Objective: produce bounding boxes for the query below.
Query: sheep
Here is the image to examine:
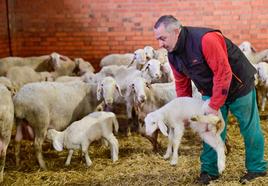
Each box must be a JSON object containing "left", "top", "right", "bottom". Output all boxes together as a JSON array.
[
  {"left": 74, "top": 58, "right": 95, "bottom": 75},
  {"left": 13, "top": 81, "right": 99, "bottom": 169},
  {"left": 143, "top": 46, "right": 156, "bottom": 61},
  {"left": 47, "top": 111, "right": 119, "bottom": 167},
  {"left": 127, "top": 49, "right": 147, "bottom": 70},
  {"left": 154, "top": 48, "right": 169, "bottom": 64},
  {"left": 238, "top": 41, "right": 268, "bottom": 64},
  {"left": 97, "top": 76, "right": 123, "bottom": 106},
  {"left": 6, "top": 66, "right": 54, "bottom": 92},
  {"left": 125, "top": 76, "right": 176, "bottom": 150},
  {"left": 255, "top": 62, "right": 268, "bottom": 111},
  {"left": 100, "top": 53, "right": 135, "bottom": 67},
  {"left": 0, "top": 85, "right": 14, "bottom": 182},
  {"left": 0, "top": 77, "right": 16, "bottom": 95},
  {"left": 0, "top": 52, "right": 76, "bottom": 76},
  {"left": 144, "top": 97, "right": 226, "bottom": 174}
]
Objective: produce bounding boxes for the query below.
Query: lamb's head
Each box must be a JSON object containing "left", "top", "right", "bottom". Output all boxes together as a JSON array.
[
  {"left": 97, "top": 76, "right": 122, "bottom": 106},
  {"left": 190, "top": 114, "right": 223, "bottom": 133},
  {"left": 143, "top": 46, "right": 155, "bottom": 61},
  {"left": 142, "top": 59, "right": 162, "bottom": 81},
  {"left": 145, "top": 112, "right": 168, "bottom": 136},
  {"left": 47, "top": 129, "right": 64, "bottom": 152}
]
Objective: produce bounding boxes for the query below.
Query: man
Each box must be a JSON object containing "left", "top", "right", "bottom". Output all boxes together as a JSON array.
[{"left": 153, "top": 15, "right": 267, "bottom": 185}]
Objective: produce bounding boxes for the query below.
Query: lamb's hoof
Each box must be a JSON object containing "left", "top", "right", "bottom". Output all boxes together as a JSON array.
[
  {"left": 85, "top": 162, "right": 92, "bottom": 167},
  {"left": 170, "top": 159, "right": 178, "bottom": 166},
  {"left": 218, "top": 162, "right": 225, "bottom": 174},
  {"left": 163, "top": 154, "right": 170, "bottom": 160},
  {"left": 112, "top": 157, "right": 118, "bottom": 162}
]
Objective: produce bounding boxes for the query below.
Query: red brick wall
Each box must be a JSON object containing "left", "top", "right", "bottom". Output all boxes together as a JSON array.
[
  {"left": 0, "top": 0, "right": 9, "bottom": 57},
  {"left": 1, "top": 0, "right": 268, "bottom": 68}
]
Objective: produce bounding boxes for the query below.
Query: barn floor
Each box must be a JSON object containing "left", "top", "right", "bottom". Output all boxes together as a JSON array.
[{"left": 2, "top": 114, "right": 268, "bottom": 186}]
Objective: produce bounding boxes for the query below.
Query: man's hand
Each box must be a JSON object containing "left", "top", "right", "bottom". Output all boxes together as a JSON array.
[{"left": 202, "top": 101, "right": 218, "bottom": 116}]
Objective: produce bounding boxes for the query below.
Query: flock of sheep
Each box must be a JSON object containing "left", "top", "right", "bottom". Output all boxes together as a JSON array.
[{"left": 0, "top": 41, "right": 267, "bottom": 182}]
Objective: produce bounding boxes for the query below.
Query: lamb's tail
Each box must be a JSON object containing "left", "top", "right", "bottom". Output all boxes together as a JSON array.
[{"left": 112, "top": 116, "right": 119, "bottom": 135}]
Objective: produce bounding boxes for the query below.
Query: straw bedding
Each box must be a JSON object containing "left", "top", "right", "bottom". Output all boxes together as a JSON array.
[{"left": 2, "top": 114, "right": 268, "bottom": 186}]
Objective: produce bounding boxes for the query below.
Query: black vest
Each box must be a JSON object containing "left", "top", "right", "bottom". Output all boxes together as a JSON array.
[{"left": 168, "top": 26, "right": 256, "bottom": 102}]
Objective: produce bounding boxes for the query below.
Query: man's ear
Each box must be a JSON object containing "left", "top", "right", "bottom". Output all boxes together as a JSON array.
[
  {"left": 158, "top": 120, "right": 168, "bottom": 136},
  {"left": 174, "top": 28, "right": 180, "bottom": 35}
]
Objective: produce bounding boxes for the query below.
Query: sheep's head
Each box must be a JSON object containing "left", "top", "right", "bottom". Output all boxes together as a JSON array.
[
  {"left": 145, "top": 113, "right": 168, "bottom": 136},
  {"left": 74, "top": 58, "right": 95, "bottom": 75},
  {"left": 97, "top": 77, "right": 122, "bottom": 106},
  {"left": 238, "top": 41, "right": 256, "bottom": 53},
  {"left": 144, "top": 46, "right": 155, "bottom": 61},
  {"left": 126, "top": 77, "right": 148, "bottom": 107},
  {"left": 142, "top": 59, "right": 162, "bottom": 81}
]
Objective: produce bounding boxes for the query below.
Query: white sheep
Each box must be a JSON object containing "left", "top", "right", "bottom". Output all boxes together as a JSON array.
[
  {"left": 0, "top": 52, "right": 76, "bottom": 76},
  {"left": 97, "top": 76, "right": 123, "bottom": 106},
  {"left": 13, "top": 81, "right": 99, "bottom": 169},
  {"left": 255, "top": 62, "right": 268, "bottom": 111},
  {"left": 154, "top": 48, "right": 169, "bottom": 64},
  {"left": 0, "top": 85, "right": 14, "bottom": 182},
  {"left": 144, "top": 97, "right": 225, "bottom": 174},
  {"left": 74, "top": 58, "right": 95, "bottom": 75},
  {"left": 0, "top": 77, "right": 16, "bottom": 95},
  {"left": 125, "top": 76, "right": 176, "bottom": 149},
  {"left": 100, "top": 53, "right": 134, "bottom": 67},
  {"left": 143, "top": 46, "right": 156, "bottom": 61},
  {"left": 47, "top": 111, "right": 119, "bottom": 166},
  {"left": 127, "top": 49, "right": 147, "bottom": 70},
  {"left": 6, "top": 66, "right": 53, "bottom": 91},
  {"left": 239, "top": 41, "right": 268, "bottom": 64}
]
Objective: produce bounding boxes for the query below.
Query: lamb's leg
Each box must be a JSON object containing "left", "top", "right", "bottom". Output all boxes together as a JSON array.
[
  {"left": 261, "top": 96, "right": 266, "bottom": 112},
  {"left": 163, "top": 128, "right": 174, "bottom": 160},
  {"left": 170, "top": 125, "right": 185, "bottom": 165},
  {"left": 0, "top": 143, "right": 7, "bottom": 183},
  {"left": 14, "top": 124, "right": 23, "bottom": 166},
  {"left": 81, "top": 142, "right": 91, "bottom": 167},
  {"left": 34, "top": 134, "right": 47, "bottom": 170},
  {"left": 106, "top": 135, "right": 119, "bottom": 162},
  {"left": 65, "top": 149, "right": 74, "bottom": 166},
  {"left": 202, "top": 132, "right": 226, "bottom": 174}
]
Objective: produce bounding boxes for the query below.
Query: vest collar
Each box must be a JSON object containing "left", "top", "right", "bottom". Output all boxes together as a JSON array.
[{"left": 171, "top": 26, "right": 187, "bottom": 55}]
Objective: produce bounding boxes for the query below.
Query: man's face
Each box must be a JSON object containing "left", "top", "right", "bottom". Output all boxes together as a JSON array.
[{"left": 154, "top": 24, "right": 180, "bottom": 52}]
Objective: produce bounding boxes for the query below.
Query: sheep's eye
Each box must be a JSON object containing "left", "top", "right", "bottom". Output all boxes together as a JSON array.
[{"left": 101, "top": 84, "right": 103, "bottom": 87}]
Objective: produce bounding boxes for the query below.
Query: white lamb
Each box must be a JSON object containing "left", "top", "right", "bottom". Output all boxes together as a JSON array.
[
  {"left": 47, "top": 111, "right": 119, "bottom": 167},
  {"left": 144, "top": 97, "right": 226, "bottom": 174}
]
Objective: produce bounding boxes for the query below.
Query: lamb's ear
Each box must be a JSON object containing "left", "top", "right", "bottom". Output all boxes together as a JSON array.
[
  {"left": 115, "top": 84, "right": 123, "bottom": 97},
  {"left": 53, "top": 140, "right": 63, "bottom": 152},
  {"left": 158, "top": 120, "right": 168, "bottom": 136}
]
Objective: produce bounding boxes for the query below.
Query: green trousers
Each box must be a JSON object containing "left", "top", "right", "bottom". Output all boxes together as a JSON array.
[{"left": 202, "top": 89, "right": 267, "bottom": 176}]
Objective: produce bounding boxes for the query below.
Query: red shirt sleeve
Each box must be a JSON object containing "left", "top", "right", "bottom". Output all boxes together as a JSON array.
[
  {"left": 169, "top": 63, "right": 192, "bottom": 97},
  {"left": 202, "top": 32, "right": 233, "bottom": 110}
]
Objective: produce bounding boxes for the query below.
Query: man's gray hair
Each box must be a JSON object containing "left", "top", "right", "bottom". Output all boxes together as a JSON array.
[{"left": 154, "top": 15, "right": 182, "bottom": 32}]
